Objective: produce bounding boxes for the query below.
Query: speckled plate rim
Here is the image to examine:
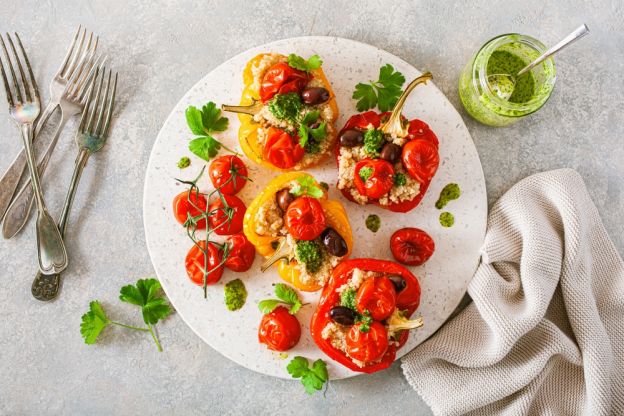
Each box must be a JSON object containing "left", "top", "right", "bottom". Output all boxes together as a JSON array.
[{"left": 143, "top": 36, "right": 487, "bottom": 380}]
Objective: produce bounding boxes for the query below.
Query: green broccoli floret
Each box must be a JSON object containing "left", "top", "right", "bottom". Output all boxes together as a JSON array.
[
  {"left": 339, "top": 288, "right": 357, "bottom": 310},
  {"left": 268, "top": 92, "right": 302, "bottom": 123},
  {"left": 363, "top": 128, "right": 384, "bottom": 156},
  {"left": 359, "top": 166, "right": 373, "bottom": 182},
  {"left": 393, "top": 172, "right": 407, "bottom": 186},
  {"left": 295, "top": 240, "right": 323, "bottom": 273}
]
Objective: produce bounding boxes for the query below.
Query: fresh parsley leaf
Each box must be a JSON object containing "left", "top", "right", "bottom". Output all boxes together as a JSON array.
[
  {"left": 80, "top": 301, "right": 110, "bottom": 345},
  {"left": 359, "top": 166, "right": 373, "bottom": 182},
  {"left": 119, "top": 278, "right": 172, "bottom": 325},
  {"left": 259, "top": 283, "right": 303, "bottom": 315},
  {"left": 185, "top": 101, "right": 230, "bottom": 161},
  {"left": 298, "top": 110, "right": 326, "bottom": 153},
  {"left": 393, "top": 172, "right": 407, "bottom": 186},
  {"left": 189, "top": 136, "right": 222, "bottom": 161},
  {"left": 287, "top": 54, "right": 323, "bottom": 72},
  {"left": 287, "top": 356, "right": 329, "bottom": 395},
  {"left": 290, "top": 175, "right": 324, "bottom": 199},
  {"left": 352, "top": 64, "right": 406, "bottom": 111}
]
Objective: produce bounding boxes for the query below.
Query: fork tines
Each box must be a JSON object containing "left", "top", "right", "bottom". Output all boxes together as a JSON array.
[
  {"left": 80, "top": 67, "right": 117, "bottom": 137},
  {"left": 0, "top": 33, "right": 40, "bottom": 108}
]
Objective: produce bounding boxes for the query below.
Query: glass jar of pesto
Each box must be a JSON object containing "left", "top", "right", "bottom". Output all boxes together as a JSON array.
[{"left": 459, "top": 34, "right": 556, "bottom": 126}]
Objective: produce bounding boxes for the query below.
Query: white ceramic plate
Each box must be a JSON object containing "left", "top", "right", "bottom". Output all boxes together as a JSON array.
[{"left": 143, "top": 36, "right": 486, "bottom": 379}]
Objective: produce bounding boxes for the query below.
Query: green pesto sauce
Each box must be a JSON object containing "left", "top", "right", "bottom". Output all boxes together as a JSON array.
[
  {"left": 439, "top": 212, "right": 455, "bottom": 228},
  {"left": 435, "top": 183, "right": 461, "bottom": 209},
  {"left": 177, "top": 156, "right": 191, "bottom": 169},
  {"left": 365, "top": 214, "right": 381, "bottom": 232},
  {"left": 224, "top": 279, "right": 247, "bottom": 311},
  {"left": 487, "top": 50, "right": 536, "bottom": 103}
]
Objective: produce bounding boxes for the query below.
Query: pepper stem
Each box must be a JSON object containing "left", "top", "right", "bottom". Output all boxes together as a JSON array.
[
  {"left": 260, "top": 237, "right": 294, "bottom": 272},
  {"left": 222, "top": 100, "right": 263, "bottom": 116},
  {"left": 380, "top": 72, "right": 433, "bottom": 138}
]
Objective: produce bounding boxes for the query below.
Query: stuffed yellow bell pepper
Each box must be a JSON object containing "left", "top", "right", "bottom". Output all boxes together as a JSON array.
[
  {"left": 222, "top": 53, "right": 339, "bottom": 171},
  {"left": 243, "top": 172, "right": 352, "bottom": 291}
]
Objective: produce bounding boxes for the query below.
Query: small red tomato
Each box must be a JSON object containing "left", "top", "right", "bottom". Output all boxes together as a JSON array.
[
  {"left": 258, "top": 306, "right": 301, "bottom": 351},
  {"left": 172, "top": 190, "right": 208, "bottom": 229},
  {"left": 209, "top": 155, "right": 248, "bottom": 195},
  {"left": 355, "top": 276, "right": 397, "bottom": 321},
  {"left": 263, "top": 126, "right": 305, "bottom": 169},
  {"left": 390, "top": 227, "right": 435, "bottom": 266},
  {"left": 224, "top": 233, "right": 255, "bottom": 272},
  {"left": 353, "top": 159, "right": 395, "bottom": 199},
  {"left": 208, "top": 195, "right": 246, "bottom": 235},
  {"left": 402, "top": 139, "right": 440, "bottom": 183},
  {"left": 185, "top": 241, "right": 224, "bottom": 285},
  {"left": 285, "top": 196, "right": 326, "bottom": 241},
  {"left": 407, "top": 119, "right": 439, "bottom": 148},
  {"left": 345, "top": 322, "right": 389, "bottom": 364},
  {"left": 260, "top": 62, "right": 309, "bottom": 102}
]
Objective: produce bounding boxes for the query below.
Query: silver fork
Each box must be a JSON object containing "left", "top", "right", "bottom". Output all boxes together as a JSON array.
[
  {"left": 2, "top": 48, "right": 105, "bottom": 239},
  {"left": 0, "top": 26, "right": 99, "bottom": 224},
  {"left": 32, "top": 67, "right": 118, "bottom": 301},
  {"left": 0, "top": 33, "right": 67, "bottom": 274}
]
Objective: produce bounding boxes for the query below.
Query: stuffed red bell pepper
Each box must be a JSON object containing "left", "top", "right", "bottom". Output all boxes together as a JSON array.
[{"left": 310, "top": 258, "right": 423, "bottom": 373}]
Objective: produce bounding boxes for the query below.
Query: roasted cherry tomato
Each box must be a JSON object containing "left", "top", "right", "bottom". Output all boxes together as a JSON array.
[
  {"left": 407, "top": 119, "right": 439, "bottom": 148},
  {"left": 345, "top": 322, "right": 389, "bottom": 364},
  {"left": 263, "top": 126, "right": 305, "bottom": 169},
  {"left": 355, "top": 276, "right": 397, "bottom": 321},
  {"left": 208, "top": 195, "right": 246, "bottom": 235},
  {"left": 224, "top": 233, "right": 255, "bottom": 272},
  {"left": 209, "top": 155, "right": 248, "bottom": 195},
  {"left": 285, "top": 196, "right": 326, "bottom": 240},
  {"left": 172, "top": 190, "right": 208, "bottom": 229},
  {"left": 185, "top": 241, "right": 224, "bottom": 285},
  {"left": 259, "top": 62, "right": 309, "bottom": 102},
  {"left": 390, "top": 227, "right": 435, "bottom": 266},
  {"left": 402, "top": 139, "right": 440, "bottom": 184},
  {"left": 353, "top": 159, "right": 395, "bottom": 199},
  {"left": 258, "top": 306, "right": 301, "bottom": 351}
]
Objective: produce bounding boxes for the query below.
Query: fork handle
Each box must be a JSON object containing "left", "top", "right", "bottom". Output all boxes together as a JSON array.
[
  {"left": 32, "top": 148, "right": 90, "bottom": 301},
  {"left": 2, "top": 110, "right": 72, "bottom": 239},
  {"left": 0, "top": 100, "right": 57, "bottom": 220}
]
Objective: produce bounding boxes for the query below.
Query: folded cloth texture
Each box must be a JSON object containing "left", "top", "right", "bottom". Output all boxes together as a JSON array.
[{"left": 401, "top": 169, "right": 624, "bottom": 416}]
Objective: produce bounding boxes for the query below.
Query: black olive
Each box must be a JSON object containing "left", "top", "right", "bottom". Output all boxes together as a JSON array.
[
  {"left": 339, "top": 129, "right": 364, "bottom": 147},
  {"left": 276, "top": 188, "right": 294, "bottom": 212},
  {"left": 301, "top": 87, "right": 330, "bottom": 105},
  {"left": 388, "top": 275, "right": 406, "bottom": 292},
  {"left": 379, "top": 143, "right": 402, "bottom": 164},
  {"left": 330, "top": 306, "right": 356, "bottom": 325},
  {"left": 321, "top": 228, "right": 348, "bottom": 257},
  {"left": 309, "top": 121, "right": 321, "bottom": 130}
]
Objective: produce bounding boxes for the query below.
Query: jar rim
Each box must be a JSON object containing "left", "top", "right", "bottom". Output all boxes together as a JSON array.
[{"left": 472, "top": 33, "right": 557, "bottom": 113}]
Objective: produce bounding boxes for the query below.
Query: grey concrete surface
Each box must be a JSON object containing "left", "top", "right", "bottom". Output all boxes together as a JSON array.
[{"left": 0, "top": 0, "right": 622, "bottom": 415}]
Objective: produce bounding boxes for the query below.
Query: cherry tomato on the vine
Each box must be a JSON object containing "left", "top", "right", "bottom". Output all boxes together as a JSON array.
[
  {"left": 258, "top": 306, "right": 301, "bottom": 351},
  {"left": 208, "top": 195, "right": 246, "bottom": 235},
  {"left": 185, "top": 240, "right": 224, "bottom": 286},
  {"left": 224, "top": 233, "right": 255, "bottom": 272},
  {"left": 209, "top": 155, "right": 248, "bottom": 195},
  {"left": 285, "top": 196, "right": 326, "bottom": 241},
  {"left": 172, "top": 190, "right": 208, "bottom": 229}
]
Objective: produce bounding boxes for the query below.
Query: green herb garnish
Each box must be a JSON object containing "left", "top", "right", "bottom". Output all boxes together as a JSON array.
[
  {"left": 177, "top": 156, "right": 191, "bottom": 169},
  {"left": 268, "top": 92, "right": 302, "bottom": 123},
  {"left": 363, "top": 128, "right": 385, "bottom": 156},
  {"left": 258, "top": 283, "right": 303, "bottom": 315},
  {"left": 298, "top": 110, "right": 327, "bottom": 153},
  {"left": 295, "top": 240, "right": 323, "bottom": 273},
  {"left": 439, "top": 211, "right": 455, "bottom": 227},
  {"left": 339, "top": 289, "right": 372, "bottom": 332},
  {"left": 287, "top": 54, "right": 323, "bottom": 72},
  {"left": 290, "top": 175, "right": 324, "bottom": 198},
  {"left": 287, "top": 356, "right": 329, "bottom": 395},
  {"left": 358, "top": 166, "right": 373, "bottom": 182},
  {"left": 435, "top": 183, "right": 461, "bottom": 209},
  {"left": 353, "top": 64, "right": 406, "bottom": 111},
  {"left": 393, "top": 172, "right": 407, "bottom": 186},
  {"left": 80, "top": 279, "right": 172, "bottom": 351},
  {"left": 185, "top": 101, "right": 231, "bottom": 161},
  {"left": 365, "top": 214, "right": 381, "bottom": 232},
  {"left": 340, "top": 288, "right": 357, "bottom": 310},
  {"left": 357, "top": 311, "right": 373, "bottom": 333},
  {"left": 224, "top": 279, "right": 247, "bottom": 311}
]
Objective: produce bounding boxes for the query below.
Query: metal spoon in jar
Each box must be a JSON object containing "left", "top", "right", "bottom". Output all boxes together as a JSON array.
[{"left": 488, "top": 24, "right": 590, "bottom": 100}]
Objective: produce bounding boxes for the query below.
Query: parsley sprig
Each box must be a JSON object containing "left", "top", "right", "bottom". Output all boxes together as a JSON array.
[
  {"left": 80, "top": 279, "right": 172, "bottom": 351},
  {"left": 298, "top": 110, "right": 327, "bottom": 153},
  {"left": 287, "top": 356, "right": 329, "bottom": 395},
  {"left": 287, "top": 54, "right": 323, "bottom": 72},
  {"left": 185, "top": 101, "right": 233, "bottom": 161},
  {"left": 353, "top": 64, "right": 406, "bottom": 112},
  {"left": 258, "top": 283, "right": 303, "bottom": 314},
  {"left": 290, "top": 176, "right": 324, "bottom": 199}
]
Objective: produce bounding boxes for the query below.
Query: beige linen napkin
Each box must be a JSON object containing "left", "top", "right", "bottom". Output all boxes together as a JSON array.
[{"left": 402, "top": 169, "right": 624, "bottom": 415}]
